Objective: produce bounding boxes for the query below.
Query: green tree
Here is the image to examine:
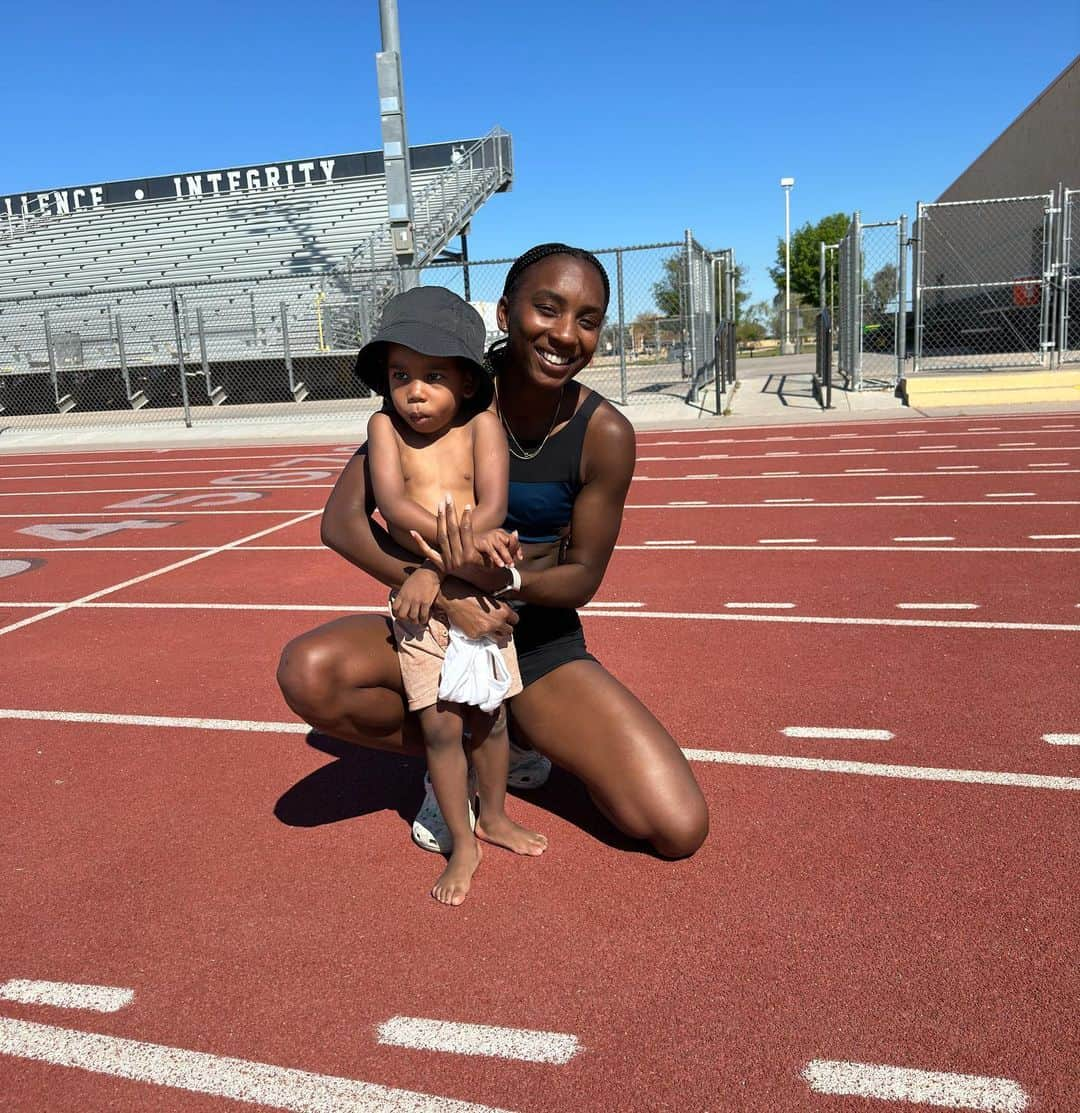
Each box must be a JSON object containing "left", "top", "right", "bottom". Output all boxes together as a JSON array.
[
  {"left": 869, "top": 263, "right": 898, "bottom": 311},
  {"left": 653, "top": 255, "right": 748, "bottom": 321},
  {"left": 769, "top": 212, "right": 850, "bottom": 308}
]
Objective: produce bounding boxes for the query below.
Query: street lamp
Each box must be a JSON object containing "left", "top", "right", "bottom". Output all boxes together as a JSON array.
[{"left": 780, "top": 177, "right": 795, "bottom": 354}]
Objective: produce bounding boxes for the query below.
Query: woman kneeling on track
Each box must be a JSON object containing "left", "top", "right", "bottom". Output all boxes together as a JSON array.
[{"left": 276, "top": 243, "right": 709, "bottom": 861}]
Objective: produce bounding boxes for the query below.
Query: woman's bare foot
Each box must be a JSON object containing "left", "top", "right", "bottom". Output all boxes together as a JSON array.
[
  {"left": 475, "top": 813, "right": 548, "bottom": 856},
  {"left": 431, "top": 839, "right": 482, "bottom": 906}
]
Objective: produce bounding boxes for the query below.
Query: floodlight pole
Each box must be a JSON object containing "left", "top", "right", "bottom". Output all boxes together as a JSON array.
[
  {"left": 780, "top": 177, "right": 795, "bottom": 354},
  {"left": 378, "top": 0, "right": 417, "bottom": 288}
]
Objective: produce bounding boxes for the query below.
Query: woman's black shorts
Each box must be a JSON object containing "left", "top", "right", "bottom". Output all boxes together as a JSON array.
[{"left": 512, "top": 605, "right": 597, "bottom": 689}]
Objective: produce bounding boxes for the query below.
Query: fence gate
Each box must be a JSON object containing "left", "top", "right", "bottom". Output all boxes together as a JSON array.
[
  {"left": 1059, "top": 188, "right": 1080, "bottom": 365},
  {"left": 835, "top": 212, "right": 908, "bottom": 390},
  {"left": 912, "top": 194, "right": 1054, "bottom": 373}
]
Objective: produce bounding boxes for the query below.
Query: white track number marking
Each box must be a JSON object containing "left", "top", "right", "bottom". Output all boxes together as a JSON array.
[
  {"left": 16, "top": 521, "right": 178, "bottom": 542},
  {"left": 211, "top": 470, "right": 331, "bottom": 486},
  {"left": 107, "top": 492, "right": 264, "bottom": 509},
  {"left": 0, "top": 559, "right": 40, "bottom": 579}
]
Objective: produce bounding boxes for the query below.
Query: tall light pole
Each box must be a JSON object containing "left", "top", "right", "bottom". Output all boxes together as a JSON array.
[{"left": 780, "top": 177, "right": 795, "bottom": 354}]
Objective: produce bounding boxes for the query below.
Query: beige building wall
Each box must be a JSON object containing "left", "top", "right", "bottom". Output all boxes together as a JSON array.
[{"left": 937, "top": 56, "right": 1080, "bottom": 202}]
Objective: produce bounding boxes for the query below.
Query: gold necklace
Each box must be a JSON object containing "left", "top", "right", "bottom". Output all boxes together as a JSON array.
[{"left": 496, "top": 382, "right": 566, "bottom": 461}]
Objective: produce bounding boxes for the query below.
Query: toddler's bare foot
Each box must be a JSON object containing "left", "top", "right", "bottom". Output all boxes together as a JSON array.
[
  {"left": 475, "top": 813, "right": 548, "bottom": 856},
  {"left": 431, "top": 839, "right": 482, "bottom": 906}
]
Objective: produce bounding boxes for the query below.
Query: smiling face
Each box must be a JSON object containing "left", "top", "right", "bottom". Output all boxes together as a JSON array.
[
  {"left": 384, "top": 343, "right": 476, "bottom": 435},
  {"left": 496, "top": 255, "right": 607, "bottom": 391}
]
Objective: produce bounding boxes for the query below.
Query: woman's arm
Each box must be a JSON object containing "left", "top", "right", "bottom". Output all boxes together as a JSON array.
[
  {"left": 366, "top": 411, "right": 440, "bottom": 546},
  {"left": 321, "top": 447, "right": 518, "bottom": 638},
  {"left": 413, "top": 402, "right": 635, "bottom": 609}
]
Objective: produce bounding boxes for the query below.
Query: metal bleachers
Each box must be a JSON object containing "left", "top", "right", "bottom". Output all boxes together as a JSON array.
[{"left": 0, "top": 129, "right": 513, "bottom": 417}]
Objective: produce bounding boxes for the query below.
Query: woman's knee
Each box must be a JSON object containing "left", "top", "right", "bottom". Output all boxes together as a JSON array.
[
  {"left": 276, "top": 633, "right": 339, "bottom": 717},
  {"left": 650, "top": 794, "right": 710, "bottom": 859}
]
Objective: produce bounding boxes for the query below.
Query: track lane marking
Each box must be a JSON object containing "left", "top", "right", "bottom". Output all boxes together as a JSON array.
[
  {"left": 0, "top": 981, "right": 133, "bottom": 1014},
  {"left": 376, "top": 1017, "right": 579, "bottom": 1064},
  {"left": 893, "top": 536, "right": 955, "bottom": 542},
  {"left": 782, "top": 727, "right": 893, "bottom": 740},
  {"left": 0, "top": 1018, "right": 512, "bottom": 1113},
  {"left": 1042, "top": 733, "right": 1080, "bottom": 746},
  {"left": 1029, "top": 534, "right": 1080, "bottom": 539},
  {"left": 0, "top": 511, "right": 322, "bottom": 638},
  {"left": 724, "top": 602, "right": 795, "bottom": 609},
  {"left": 801, "top": 1059, "right": 1028, "bottom": 1111},
  {"left": 896, "top": 603, "right": 979, "bottom": 611},
  {"left": 757, "top": 538, "right": 818, "bottom": 544},
  {"left": 986, "top": 492, "right": 1035, "bottom": 498},
  {"left": 2, "top": 708, "right": 1076, "bottom": 792}
]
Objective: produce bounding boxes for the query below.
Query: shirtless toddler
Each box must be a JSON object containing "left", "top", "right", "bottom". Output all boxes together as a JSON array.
[{"left": 356, "top": 287, "right": 547, "bottom": 905}]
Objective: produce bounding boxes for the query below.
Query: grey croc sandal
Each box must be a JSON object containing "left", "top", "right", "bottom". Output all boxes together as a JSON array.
[
  {"left": 507, "top": 741, "right": 552, "bottom": 789},
  {"left": 411, "top": 768, "right": 477, "bottom": 854}
]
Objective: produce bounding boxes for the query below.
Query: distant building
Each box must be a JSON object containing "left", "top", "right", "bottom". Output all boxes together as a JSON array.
[{"left": 937, "top": 55, "right": 1080, "bottom": 202}]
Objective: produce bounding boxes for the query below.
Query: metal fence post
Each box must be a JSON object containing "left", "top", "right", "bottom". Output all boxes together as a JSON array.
[
  {"left": 819, "top": 241, "right": 827, "bottom": 317},
  {"left": 615, "top": 249, "right": 627, "bottom": 405},
  {"left": 912, "top": 203, "right": 924, "bottom": 374},
  {"left": 1058, "top": 187, "right": 1073, "bottom": 367},
  {"left": 171, "top": 287, "right": 192, "bottom": 428},
  {"left": 1040, "top": 191, "right": 1056, "bottom": 368},
  {"left": 683, "top": 230, "right": 695, "bottom": 398},
  {"left": 852, "top": 211, "right": 863, "bottom": 390},
  {"left": 897, "top": 214, "right": 909, "bottom": 383}
]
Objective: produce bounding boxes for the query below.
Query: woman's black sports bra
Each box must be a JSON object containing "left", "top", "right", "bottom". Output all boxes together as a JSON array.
[{"left": 504, "top": 389, "right": 604, "bottom": 544}]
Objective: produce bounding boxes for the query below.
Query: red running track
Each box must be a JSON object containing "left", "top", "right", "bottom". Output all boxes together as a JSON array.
[{"left": 0, "top": 412, "right": 1078, "bottom": 1112}]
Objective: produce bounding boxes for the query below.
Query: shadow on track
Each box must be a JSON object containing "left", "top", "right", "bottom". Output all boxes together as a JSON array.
[{"left": 274, "top": 731, "right": 645, "bottom": 852}]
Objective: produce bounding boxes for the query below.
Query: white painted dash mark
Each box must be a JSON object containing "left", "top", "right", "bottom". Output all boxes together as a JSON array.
[
  {"left": 896, "top": 603, "right": 979, "bottom": 611},
  {"left": 0, "top": 980, "right": 133, "bottom": 1014},
  {"left": 986, "top": 492, "right": 1035, "bottom": 498},
  {"left": 583, "top": 601, "right": 645, "bottom": 609},
  {"left": 783, "top": 727, "right": 893, "bottom": 741},
  {"left": 0, "top": 1018, "right": 511, "bottom": 1113},
  {"left": 938, "top": 465, "right": 979, "bottom": 470},
  {"left": 845, "top": 468, "right": 888, "bottom": 473},
  {"left": 644, "top": 539, "right": 696, "bottom": 546},
  {"left": 1029, "top": 534, "right": 1080, "bottom": 540},
  {"left": 1043, "top": 733, "right": 1080, "bottom": 746},
  {"left": 801, "top": 1059, "right": 1028, "bottom": 1111},
  {"left": 999, "top": 442, "right": 1036, "bottom": 447},
  {"left": 757, "top": 538, "right": 818, "bottom": 544},
  {"left": 376, "top": 1017, "right": 579, "bottom": 1065},
  {"left": 724, "top": 602, "right": 795, "bottom": 609},
  {"left": 764, "top": 498, "right": 815, "bottom": 503},
  {"left": 876, "top": 494, "right": 924, "bottom": 500},
  {"left": 1028, "top": 463, "right": 1069, "bottom": 468},
  {"left": 893, "top": 536, "right": 955, "bottom": 542}
]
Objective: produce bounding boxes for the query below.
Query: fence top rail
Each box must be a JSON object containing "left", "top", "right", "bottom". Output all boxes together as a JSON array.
[
  {"left": 860, "top": 219, "right": 903, "bottom": 230},
  {"left": 417, "top": 240, "right": 687, "bottom": 269},
  {"left": 921, "top": 193, "right": 1054, "bottom": 210},
  {"left": 919, "top": 279, "right": 1037, "bottom": 292}
]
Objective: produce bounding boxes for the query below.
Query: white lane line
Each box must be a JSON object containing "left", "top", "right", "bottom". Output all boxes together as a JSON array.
[
  {"left": 801, "top": 1059, "right": 1028, "bottom": 1111},
  {"left": 1042, "top": 424, "right": 1075, "bottom": 429},
  {"left": 762, "top": 471, "right": 801, "bottom": 476},
  {"left": 0, "top": 1017, "right": 510, "bottom": 1113},
  {"left": 644, "top": 539, "right": 696, "bottom": 546},
  {"left": 782, "top": 727, "right": 894, "bottom": 741},
  {"left": 685, "top": 750, "right": 1080, "bottom": 792},
  {"left": 376, "top": 1017, "right": 579, "bottom": 1065},
  {"left": 683, "top": 474, "right": 719, "bottom": 480},
  {"left": 0, "top": 510, "right": 322, "bottom": 639},
  {"left": 986, "top": 492, "right": 1035, "bottom": 498},
  {"left": 3, "top": 707, "right": 1075, "bottom": 793},
  {"left": 1043, "top": 733, "right": 1080, "bottom": 746},
  {"left": 829, "top": 433, "right": 860, "bottom": 438},
  {"left": 920, "top": 444, "right": 958, "bottom": 449},
  {"left": 893, "top": 536, "right": 955, "bottom": 542},
  {"left": 723, "top": 602, "right": 795, "bottom": 609},
  {"left": 999, "top": 442, "right": 1036, "bottom": 447},
  {"left": 896, "top": 603, "right": 980, "bottom": 611},
  {"left": 765, "top": 451, "right": 800, "bottom": 457},
  {"left": 582, "top": 600, "right": 644, "bottom": 608},
  {"left": 0, "top": 980, "right": 133, "bottom": 1014},
  {"left": 1028, "top": 462, "right": 1070, "bottom": 468},
  {"left": 668, "top": 500, "right": 709, "bottom": 506},
  {"left": 763, "top": 498, "right": 815, "bottom": 503},
  {"left": 838, "top": 449, "right": 876, "bottom": 454},
  {"left": 1029, "top": 533, "right": 1080, "bottom": 539},
  {"left": 757, "top": 538, "right": 818, "bottom": 544},
  {"left": 968, "top": 426, "right": 1001, "bottom": 431},
  {"left": 938, "top": 465, "right": 979, "bottom": 470},
  {"left": 845, "top": 468, "right": 888, "bottom": 473},
  {"left": 875, "top": 494, "right": 924, "bottom": 500}
]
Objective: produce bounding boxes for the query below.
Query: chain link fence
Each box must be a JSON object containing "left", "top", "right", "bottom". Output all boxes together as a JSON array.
[
  {"left": 833, "top": 212, "right": 908, "bottom": 390},
  {"left": 0, "top": 235, "right": 725, "bottom": 429},
  {"left": 912, "top": 194, "right": 1053, "bottom": 372},
  {"left": 1059, "top": 188, "right": 1080, "bottom": 365}
]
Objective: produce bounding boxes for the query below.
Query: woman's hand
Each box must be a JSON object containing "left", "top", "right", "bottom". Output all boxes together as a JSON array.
[
  {"left": 410, "top": 497, "right": 505, "bottom": 592},
  {"left": 439, "top": 577, "right": 519, "bottom": 640},
  {"left": 390, "top": 565, "right": 442, "bottom": 626}
]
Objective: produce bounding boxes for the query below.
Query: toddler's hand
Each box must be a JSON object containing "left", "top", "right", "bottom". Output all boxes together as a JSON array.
[
  {"left": 392, "top": 566, "right": 442, "bottom": 626},
  {"left": 473, "top": 527, "right": 521, "bottom": 569}
]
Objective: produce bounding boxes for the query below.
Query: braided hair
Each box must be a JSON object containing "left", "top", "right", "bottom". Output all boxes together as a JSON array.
[
  {"left": 487, "top": 243, "right": 610, "bottom": 372},
  {"left": 501, "top": 243, "right": 610, "bottom": 307}
]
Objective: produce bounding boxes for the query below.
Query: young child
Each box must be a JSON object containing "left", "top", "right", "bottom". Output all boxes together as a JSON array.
[{"left": 355, "top": 286, "right": 547, "bottom": 906}]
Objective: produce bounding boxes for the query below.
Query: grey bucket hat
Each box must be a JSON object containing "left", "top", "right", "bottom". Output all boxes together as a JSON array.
[{"left": 354, "top": 286, "right": 493, "bottom": 411}]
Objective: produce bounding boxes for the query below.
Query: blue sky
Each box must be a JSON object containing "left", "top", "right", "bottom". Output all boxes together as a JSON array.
[{"left": 2, "top": 1, "right": 1076, "bottom": 303}]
